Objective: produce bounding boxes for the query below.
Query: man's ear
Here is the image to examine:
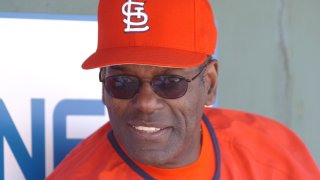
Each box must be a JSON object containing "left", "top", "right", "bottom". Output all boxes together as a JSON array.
[
  {"left": 102, "top": 87, "right": 106, "bottom": 105},
  {"left": 204, "top": 60, "right": 218, "bottom": 106},
  {"left": 100, "top": 68, "right": 107, "bottom": 106}
]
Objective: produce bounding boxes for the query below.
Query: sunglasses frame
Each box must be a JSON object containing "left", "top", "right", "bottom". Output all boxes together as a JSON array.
[{"left": 99, "top": 62, "right": 209, "bottom": 99}]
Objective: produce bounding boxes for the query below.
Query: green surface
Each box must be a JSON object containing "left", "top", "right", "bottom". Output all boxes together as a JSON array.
[
  {"left": 0, "top": 0, "right": 98, "bottom": 15},
  {"left": 213, "top": 0, "right": 320, "bottom": 166}
]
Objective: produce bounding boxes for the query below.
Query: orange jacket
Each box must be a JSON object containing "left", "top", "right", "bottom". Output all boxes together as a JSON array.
[{"left": 47, "top": 108, "right": 320, "bottom": 179}]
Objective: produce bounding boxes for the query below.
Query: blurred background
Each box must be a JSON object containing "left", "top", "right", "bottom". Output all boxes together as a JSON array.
[{"left": 0, "top": 0, "right": 319, "bottom": 179}]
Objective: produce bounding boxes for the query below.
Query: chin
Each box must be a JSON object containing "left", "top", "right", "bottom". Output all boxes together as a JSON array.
[{"left": 130, "top": 149, "right": 174, "bottom": 168}]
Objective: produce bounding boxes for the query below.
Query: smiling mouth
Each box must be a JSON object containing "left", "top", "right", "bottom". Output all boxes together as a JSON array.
[
  {"left": 129, "top": 124, "right": 172, "bottom": 139},
  {"left": 133, "top": 126, "right": 162, "bottom": 133}
]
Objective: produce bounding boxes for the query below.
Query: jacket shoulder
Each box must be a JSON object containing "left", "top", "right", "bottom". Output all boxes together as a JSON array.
[
  {"left": 47, "top": 122, "right": 123, "bottom": 179},
  {"left": 204, "top": 108, "right": 320, "bottom": 179}
]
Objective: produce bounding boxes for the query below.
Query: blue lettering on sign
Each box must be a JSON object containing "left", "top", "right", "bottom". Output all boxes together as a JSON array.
[
  {"left": 0, "top": 98, "right": 106, "bottom": 180},
  {"left": 0, "top": 99, "right": 45, "bottom": 180},
  {"left": 53, "top": 99, "right": 105, "bottom": 167}
]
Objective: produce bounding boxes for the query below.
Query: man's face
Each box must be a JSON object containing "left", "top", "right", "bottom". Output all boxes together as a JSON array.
[{"left": 102, "top": 62, "right": 217, "bottom": 168}]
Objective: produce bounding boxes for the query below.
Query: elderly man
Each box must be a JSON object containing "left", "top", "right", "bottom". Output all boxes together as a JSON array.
[{"left": 47, "top": 0, "right": 319, "bottom": 179}]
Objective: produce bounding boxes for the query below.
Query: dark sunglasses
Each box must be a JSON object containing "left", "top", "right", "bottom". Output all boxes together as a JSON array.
[{"left": 99, "top": 63, "right": 208, "bottom": 99}]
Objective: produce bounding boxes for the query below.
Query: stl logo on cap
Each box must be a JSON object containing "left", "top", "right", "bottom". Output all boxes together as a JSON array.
[{"left": 122, "top": 0, "right": 150, "bottom": 32}]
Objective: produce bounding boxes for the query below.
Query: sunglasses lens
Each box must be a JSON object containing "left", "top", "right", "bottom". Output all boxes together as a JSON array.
[
  {"left": 152, "top": 76, "right": 188, "bottom": 99},
  {"left": 104, "top": 75, "right": 188, "bottom": 99},
  {"left": 105, "top": 76, "right": 140, "bottom": 99}
]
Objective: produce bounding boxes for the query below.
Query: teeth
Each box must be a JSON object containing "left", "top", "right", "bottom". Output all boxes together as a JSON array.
[{"left": 134, "top": 126, "right": 161, "bottom": 133}]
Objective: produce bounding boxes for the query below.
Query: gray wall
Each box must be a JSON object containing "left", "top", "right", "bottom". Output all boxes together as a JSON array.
[
  {"left": 213, "top": 0, "right": 320, "bottom": 166},
  {"left": 1, "top": 0, "right": 319, "bottom": 165},
  {"left": 0, "top": 0, "right": 98, "bottom": 15}
]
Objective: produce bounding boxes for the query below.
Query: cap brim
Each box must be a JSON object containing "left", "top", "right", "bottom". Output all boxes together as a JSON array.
[{"left": 82, "top": 47, "right": 208, "bottom": 69}]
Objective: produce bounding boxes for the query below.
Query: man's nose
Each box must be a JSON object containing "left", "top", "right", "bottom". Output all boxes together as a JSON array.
[{"left": 132, "top": 82, "right": 164, "bottom": 114}]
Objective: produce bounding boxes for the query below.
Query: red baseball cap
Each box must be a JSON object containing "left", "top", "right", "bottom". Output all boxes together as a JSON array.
[{"left": 82, "top": 0, "right": 217, "bottom": 69}]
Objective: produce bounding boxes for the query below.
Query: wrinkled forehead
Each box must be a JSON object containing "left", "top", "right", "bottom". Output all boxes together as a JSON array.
[
  {"left": 104, "top": 64, "right": 198, "bottom": 75},
  {"left": 102, "top": 56, "right": 212, "bottom": 72}
]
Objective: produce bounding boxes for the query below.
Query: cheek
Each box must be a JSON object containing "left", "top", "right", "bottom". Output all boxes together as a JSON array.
[
  {"left": 171, "top": 100, "right": 203, "bottom": 134},
  {"left": 178, "top": 85, "right": 206, "bottom": 117},
  {"left": 106, "top": 100, "right": 122, "bottom": 116},
  {"left": 172, "top": 85, "right": 205, "bottom": 132},
  {"left": 104, "top": 95, "right": 130, "bottom": 128},
  {"left": 104, "top": 89, "right": 126, "bottom": 115}
]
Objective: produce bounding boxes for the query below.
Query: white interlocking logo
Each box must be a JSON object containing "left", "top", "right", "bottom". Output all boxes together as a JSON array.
[{"left": 122, "top": 0, "right": 150, "bottom": 32}]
